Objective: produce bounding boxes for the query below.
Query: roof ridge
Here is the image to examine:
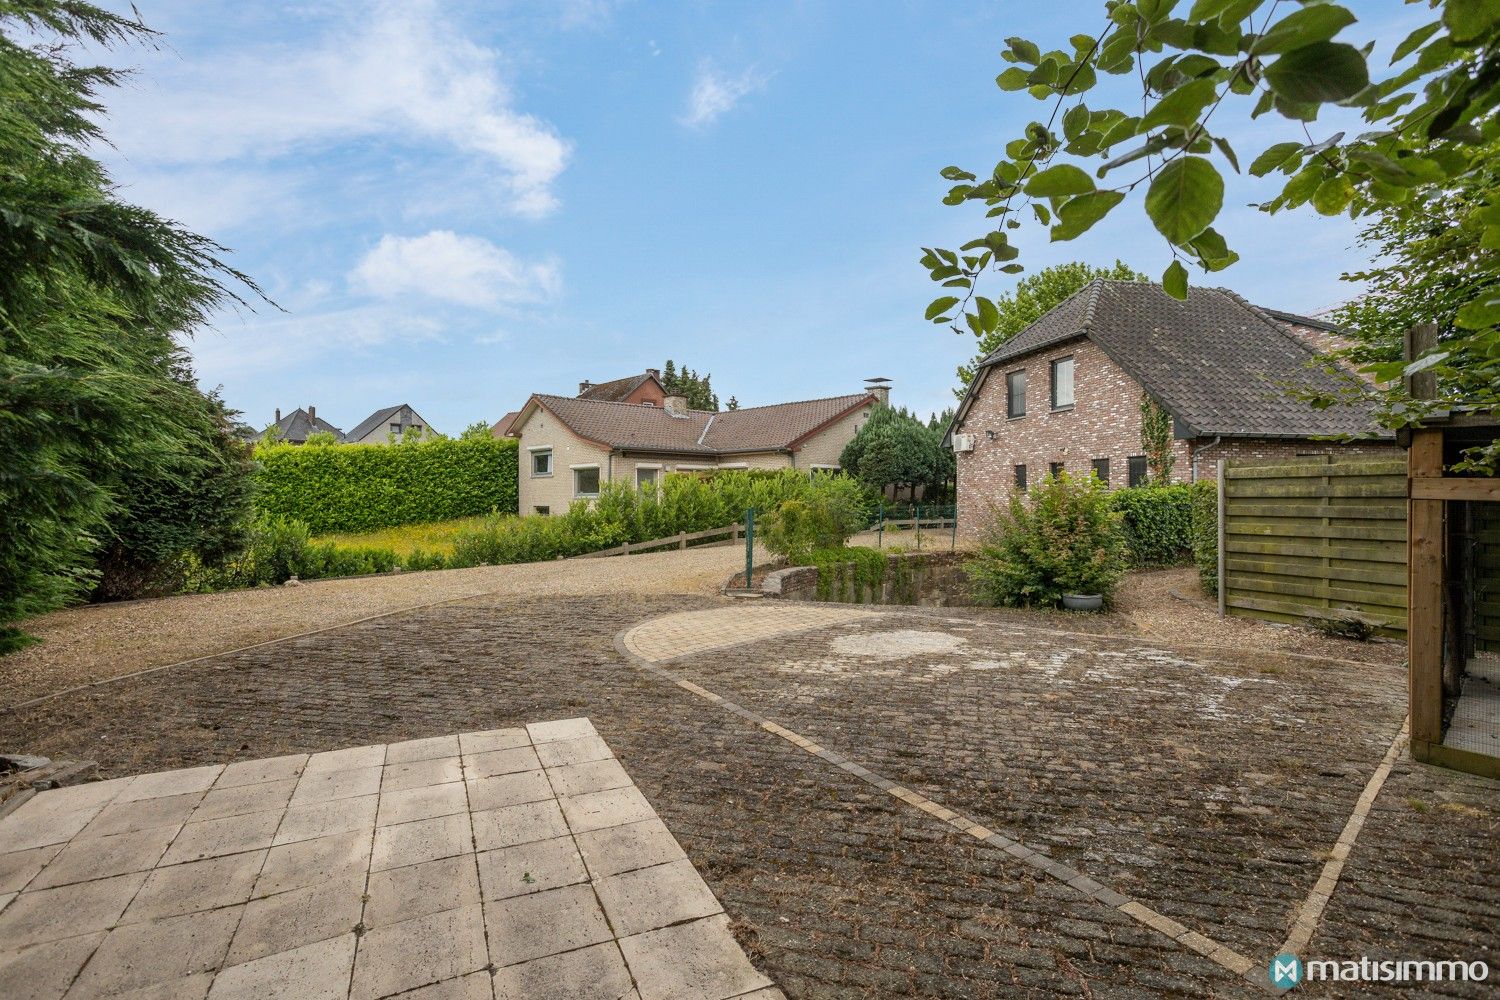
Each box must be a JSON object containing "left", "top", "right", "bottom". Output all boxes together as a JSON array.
[
  {"left": 1213, "top": 287, "right": 1325, "bottom": 360},
  {"left": 715, "top": 392, "right": 869, "bottom": 415}
]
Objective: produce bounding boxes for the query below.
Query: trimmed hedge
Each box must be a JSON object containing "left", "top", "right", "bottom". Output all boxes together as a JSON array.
[
  {"left": 1109, "top": 484, "right": 1192, "bottom": 567},
  {"left": 254, "top": 437, "right": 519, "bottom": 534},
  {"left": 1190, "top": 480, "right": 1218, "bottom": 596}
]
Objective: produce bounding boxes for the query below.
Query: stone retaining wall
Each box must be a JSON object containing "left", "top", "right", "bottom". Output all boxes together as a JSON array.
[{"left": 759, "top": 551, "right": 970, "bottom": 606}]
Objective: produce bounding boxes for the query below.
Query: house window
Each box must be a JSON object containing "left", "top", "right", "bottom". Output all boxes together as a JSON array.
[
  {"left": 531, "top": 449, "right": 553, "bottom": 477},
  {"left": 574, "top": 466, "right": 601, "bottom": 497},
  {"left": 534, "top": 506, "right": 550, "bottom": 516},
  {"left": 1091, "top": 457, "right": 1110, "bottom": 483},
  {"left": 1014, "top": 464, "right": 1028, "bottom": 492},
  {"left": 636, "top": 467, "right": 658, "bottom": 489},
  {"left": 1006, "top": 370, "right": 1027, "bottom": 418},
  {"left": 1049, "top": 461, "right": 1064, "bottom": 478},
  {"left": 1051, "top": 357, "right": 1075, "bottom": 409},
  {"left": 411, "top": 425, "right": 422, "bottom": 434},
  {"left": 389, "top": 422, "right": 401, "bottom": 435},
  {"left": 1127, "top": 455, "right": 1148, "bottom": 488}
]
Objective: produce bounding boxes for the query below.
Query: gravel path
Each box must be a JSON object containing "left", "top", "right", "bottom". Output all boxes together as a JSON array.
[{"left": 1, "top": 543, "right": 760, "bottom": 708}]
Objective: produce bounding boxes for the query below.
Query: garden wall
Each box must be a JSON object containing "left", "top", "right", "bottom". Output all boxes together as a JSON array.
[{"left": 761, "top": 551, "right": 969, "bottom": 606}]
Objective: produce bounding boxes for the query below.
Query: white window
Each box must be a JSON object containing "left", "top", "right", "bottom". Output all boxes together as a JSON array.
[
  {"left": 389, "top": 422, "right": 402, "bottom": 435},
  {"left": 531, "top": 449, "right": 553, "bottom": 477},
  {"left": 636, "top": 466, "right": 658, "bottom": 488},
  {"left": 1051, "top": 356, "right": 1075, "bottom": 409},
  {"left": 574, "top": 466, "right": 601, "bottom": 497}
]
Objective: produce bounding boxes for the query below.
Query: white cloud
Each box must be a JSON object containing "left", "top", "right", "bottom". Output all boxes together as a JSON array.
[
  {"left": 349, "top": 231, "right": 561, "bottom": 309},
  {"left": 190, "top": 304, "right": 445, "bottom": 383},
  {"left": 108, "top": 0, "right": 570, "bottom": 217},
  {"left": 680, "top": 63, "right": 771, "bottom": 127}
]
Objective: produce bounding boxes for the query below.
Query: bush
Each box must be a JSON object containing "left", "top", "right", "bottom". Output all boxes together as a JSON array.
[
  {"left": 761, "top": 480, "right": 872, "bottom": 562},
  {"left": 965, "top": 472, "right": 1128, "bottom": 607},
  {"left": 254, "top": 437, "right": 519, "bottom": 534},
  {"left": 187, "top": 516, "right": 402, "bottom": 590},
  {"left": 1109, "top": 484, "right": 1192, "bottom": 567},
  {"left": 1190, "top": 480, "right": 1218, "bottom": 597}
]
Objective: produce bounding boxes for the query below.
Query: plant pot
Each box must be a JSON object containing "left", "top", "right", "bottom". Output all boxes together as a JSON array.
[{"left": 1061, "top": 593, "right": 1104, "bottom": 612}]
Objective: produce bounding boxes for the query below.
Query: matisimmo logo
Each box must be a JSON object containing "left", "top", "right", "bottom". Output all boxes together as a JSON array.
[{"left": 1269, "top": 953, "right": 1489, "bottom": 988}]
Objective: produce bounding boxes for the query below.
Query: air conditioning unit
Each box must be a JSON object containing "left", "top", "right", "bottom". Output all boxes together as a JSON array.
[{"left": 952, "top": 433, "right": 976, "bottom": 452}]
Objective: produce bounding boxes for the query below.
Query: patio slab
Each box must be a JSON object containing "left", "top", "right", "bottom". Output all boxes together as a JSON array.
[{"left": 0, "top": 718, "right": 776, "bottom": 1000}]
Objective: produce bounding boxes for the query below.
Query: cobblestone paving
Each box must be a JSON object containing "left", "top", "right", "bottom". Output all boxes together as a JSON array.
[{"left": 3, "top": 595, "right": 1495, "bottom": 998}]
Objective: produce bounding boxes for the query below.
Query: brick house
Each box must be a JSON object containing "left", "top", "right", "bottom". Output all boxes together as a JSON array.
[
  {"left": 510, "top": 380, "right": 886, "bottom": 516},
  {"left": 945, "top": 279, "right": 1396, "bottom": 535}
]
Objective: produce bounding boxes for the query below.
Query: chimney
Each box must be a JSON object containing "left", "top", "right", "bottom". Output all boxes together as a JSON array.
[
  {"left": 275, "top": 408, "right": 281, "bottom": 422},
  {"left": 864, "top": 377, "right": 892, "bottom": 406},
  {"left": 308, "top": 405, "right": 316, "bottom": 422},
  {"left": 663, "top": 394, "right": 688, "bottom": 416},
  {"left": 578, "top": 380, "right": 592, "bottom": 395},
  {"left": 646, "top": 368, "right": 660, "bottom": 379}
]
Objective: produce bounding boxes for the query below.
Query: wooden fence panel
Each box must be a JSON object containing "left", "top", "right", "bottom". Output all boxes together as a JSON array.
[{"left": 1221, "top": 456, "right": 1408, "bottom": 636}]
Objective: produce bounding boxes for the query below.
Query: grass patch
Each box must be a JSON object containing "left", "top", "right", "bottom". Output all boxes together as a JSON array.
[{"left": 315, "top": 515, "right": 497, "bottom": 557}]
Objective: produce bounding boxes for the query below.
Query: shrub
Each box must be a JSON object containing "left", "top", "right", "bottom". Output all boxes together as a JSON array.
[
  {"left": 1189, "top": 480, "right": 1219, "bottom": 597},
  {"left": 186, "top": 516, "right": 401, "bottom": 590},
  {"left": 1109, "top": 484, "right": 1192, "bottom": 567},
  {"left": 803, "top": 545, "right": 887, "bottom": 602},
  {"left": 761, "top": 481, "right": 870, "bottom": 563},
  {"left": 965, "top": 472, "right": 1128, "bottom": 607},
  {"left": 1309, "top": 611, "right": 1375, "bottom": 641},
  {"left": 254, "top": 437, "right": 519, "bottom": 534}
]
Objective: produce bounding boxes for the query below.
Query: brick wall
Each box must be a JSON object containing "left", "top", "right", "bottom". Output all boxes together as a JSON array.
[{"left": 952, "top": 338, "right": 1397, "bottom": 536}]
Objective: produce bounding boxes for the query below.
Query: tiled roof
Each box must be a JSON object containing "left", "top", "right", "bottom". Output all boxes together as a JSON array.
[
  {"left": 491, "top": 411, "right": 520, "bottom": 437},
  {"left": 578, "top": 373, "right": 655, "bottom": 402},
  {"left": 346, "top": 405, "right": 406, "bottom": 442},
  {"left": 527, "top": 392, "right": 874, "bottom": 455},
  {"left": 266, "top": 408, "right": 344, "bottom": 443},
  {"left": 973, "top": 280, "right": 1384, "bottom": 439}
]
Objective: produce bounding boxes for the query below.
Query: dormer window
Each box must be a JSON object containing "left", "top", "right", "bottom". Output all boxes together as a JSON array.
[{"left": 642, "top": 401, "right": 654, "bottom": 407}]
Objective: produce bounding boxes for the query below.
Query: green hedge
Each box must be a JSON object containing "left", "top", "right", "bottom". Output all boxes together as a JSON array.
[
  {"left": 1109, "top": 484, "right": 1192, "bottom": 567},
  {"left": 1190, "top": 480, "right": 1218, "bottom": 596},
  {"left": 253, "top": 438, "right": 519, "bottom": 534}
]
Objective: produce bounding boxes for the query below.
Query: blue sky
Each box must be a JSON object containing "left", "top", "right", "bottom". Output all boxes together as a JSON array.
[{"left": 91, "top": 1, "right": 1424, "bottom": 433}]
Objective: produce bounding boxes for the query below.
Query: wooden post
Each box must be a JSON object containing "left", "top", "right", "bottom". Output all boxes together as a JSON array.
[
  {"left": 677, "top": 532, "right": 687, "bottom": 550},
  {"left": 1403, "top": 323, "right": 1440, "bottom": 402},
  {"left": 1216, "top": 458, "right": 1227, "bottom": 617},
  {"left": 1409, "top": 429, "right": 1446, "bottom": 751}
]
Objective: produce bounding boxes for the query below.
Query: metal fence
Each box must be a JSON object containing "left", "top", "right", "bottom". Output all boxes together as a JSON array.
[{"left": 1219, "top": 455, "right": 1408, "bottom": 636}]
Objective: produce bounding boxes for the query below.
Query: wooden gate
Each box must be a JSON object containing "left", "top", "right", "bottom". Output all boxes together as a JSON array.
[{"left": 1219, "top": 455, "right": 1408, "bottom": 636}]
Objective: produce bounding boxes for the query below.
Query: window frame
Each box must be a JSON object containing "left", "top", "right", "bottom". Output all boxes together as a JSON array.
[
  {"left": 573, "top": 465, "right": 601, "bottom": 498},
  {"left": 1050, "top": 356, "right": 1075, "bottom": 410},
  {"left": 635, "top": 465, "right": 659, "bottom": 489},
  {"left": 1091, "top": 457, "right": 1110, "bottom": 484},
  {"left": 1014, "top": 464, "right": 1028, "bottom": 492},
  {"left": 529, "top": 447, "right": 553, "bottom": 478},
  {"left": 1048, "top": 461, "right": 1064, "bottom": 479},
  {"left": 534, "top": 505, "right": 550, "bottom": 516},
  {"left": 1127, "top": 455, "right": 1149, "bottom": 488},
  {"left": 1005, "top": 369, "right": 1027, "bottom": 419}
]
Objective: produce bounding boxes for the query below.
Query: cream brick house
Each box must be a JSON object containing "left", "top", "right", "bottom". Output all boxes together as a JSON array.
[
  {"left": 945, "top": 279, "right": 1397, "bottom": 536},
  {"left": 512, "top": 383, "right": 883, "bottom": 516}
]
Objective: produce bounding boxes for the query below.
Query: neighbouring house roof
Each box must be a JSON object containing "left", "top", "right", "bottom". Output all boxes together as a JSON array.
[
  {"left": 346, "top": 404, "right": 425, "bottom": 442},
  {"left": 1257, "top": 306, "right": 1345, "bottom": 334},
  {"left": 266, "top": 408, "right": 344, "bottom": 444},
  {"left": 578, "top": 372, "right": 661, "bottom": 402},
  {"left": 491, "top": 410, "right": 520, "bottom": 438},
  {"left": 520, "top": 392, "right": 875, "bottom": 456},
  {"left": 955, "top": 279, "right": 1386, "bottom": 441}
]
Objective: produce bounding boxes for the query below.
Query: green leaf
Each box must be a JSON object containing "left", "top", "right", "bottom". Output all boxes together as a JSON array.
[
  {"left": 1188, "top": 226, "right": 1239, "bottom": 270},
  {"left": 1024, "top": 163, "right": 1096, "bottom": 197},
  {"left": 1248, "top": 141, "right": 1304, "bottom": 176},
  {"left": 925, "top": 296, "right": 960, "bottom": 321},
  {"left": 1311, "top": 175, "right": 1354, "bottom": 216},
  {"left": 1264, "top": 42, "right": 1369, "bottom": 104},
  {"left": 1212, "top": 136, "right": 1239, "bottom": 173},
  {"left": 1250, "top": 5, "right": 1356, "bottom": 55},
  {"left": 997, "top": 67, "right": 1030, "bottom": 91},
  {"left": 1443, "top": 0, "right": 1500, "bottom": 44},
  {"left": 1162, "top": 260, "right": 1188, "bottom": 300},
  {"left": 1049, "top": 190, "right": 1126, "bottom": 241},
  {"left": 1390, "top": 21, "right": 1441, "bottom": 63},
  {"left": 1005, "top": 36, "right": 1042, "bottom": 64},
  {"left": 1456, "top": 296, "right": 1500, "bottom": 330},
  {"left": 1144, "top": 156, "right": 1224, "bottom": 244},
  {"left": 976, "top": 296, "right": 999, "bottom": 332},
  {"left": 940, "top": 166, "right": 977, "bottom": 181},
  {"left": 1140, "top": 78, "right": 1218, "bottom": 131}
]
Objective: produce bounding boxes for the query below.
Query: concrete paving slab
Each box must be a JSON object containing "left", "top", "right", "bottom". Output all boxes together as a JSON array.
[
  {"left": 485, "top": 882, "right": 613, "bottom": 967},
  {"left": 476, "top": 834, "right": 588, "bottom": 900},
  {"left": 465, "top": 769, "right": 552, "bottom": 811},
  {"left": 349, "top": 903, "right": 488, "bottom": 1000},
  {"left": 618, "top": 914, "right": 774, "bottom": 1000},
  {"left": 209, "top": 932, "right": 356, "bottom": 1000},
  {"left": 0, "top": 721, "right": 776, "bottom": 999},
  {"left": 491, "top": 940, "right": 633, "bottom": 1000}
]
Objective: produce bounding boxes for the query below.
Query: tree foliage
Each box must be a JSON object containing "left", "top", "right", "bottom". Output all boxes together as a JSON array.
[
  {"left": 1139, "top": 392, "right": 1176, "bottom": 483},
  {"left": 661, "top": 359, "right": 721, "bottom": 410},
  {"left": 955, "top": 260, "right": 1145, "bottom": 392},
  {"left": 839, "top": 405, "right": 953, "bottom": 498},
  {"left": 924, "top": 0, "right": 1500, "bottom": 462},
  {"left": 1, "top": 3, "right": 263, "bottom": 644}
]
